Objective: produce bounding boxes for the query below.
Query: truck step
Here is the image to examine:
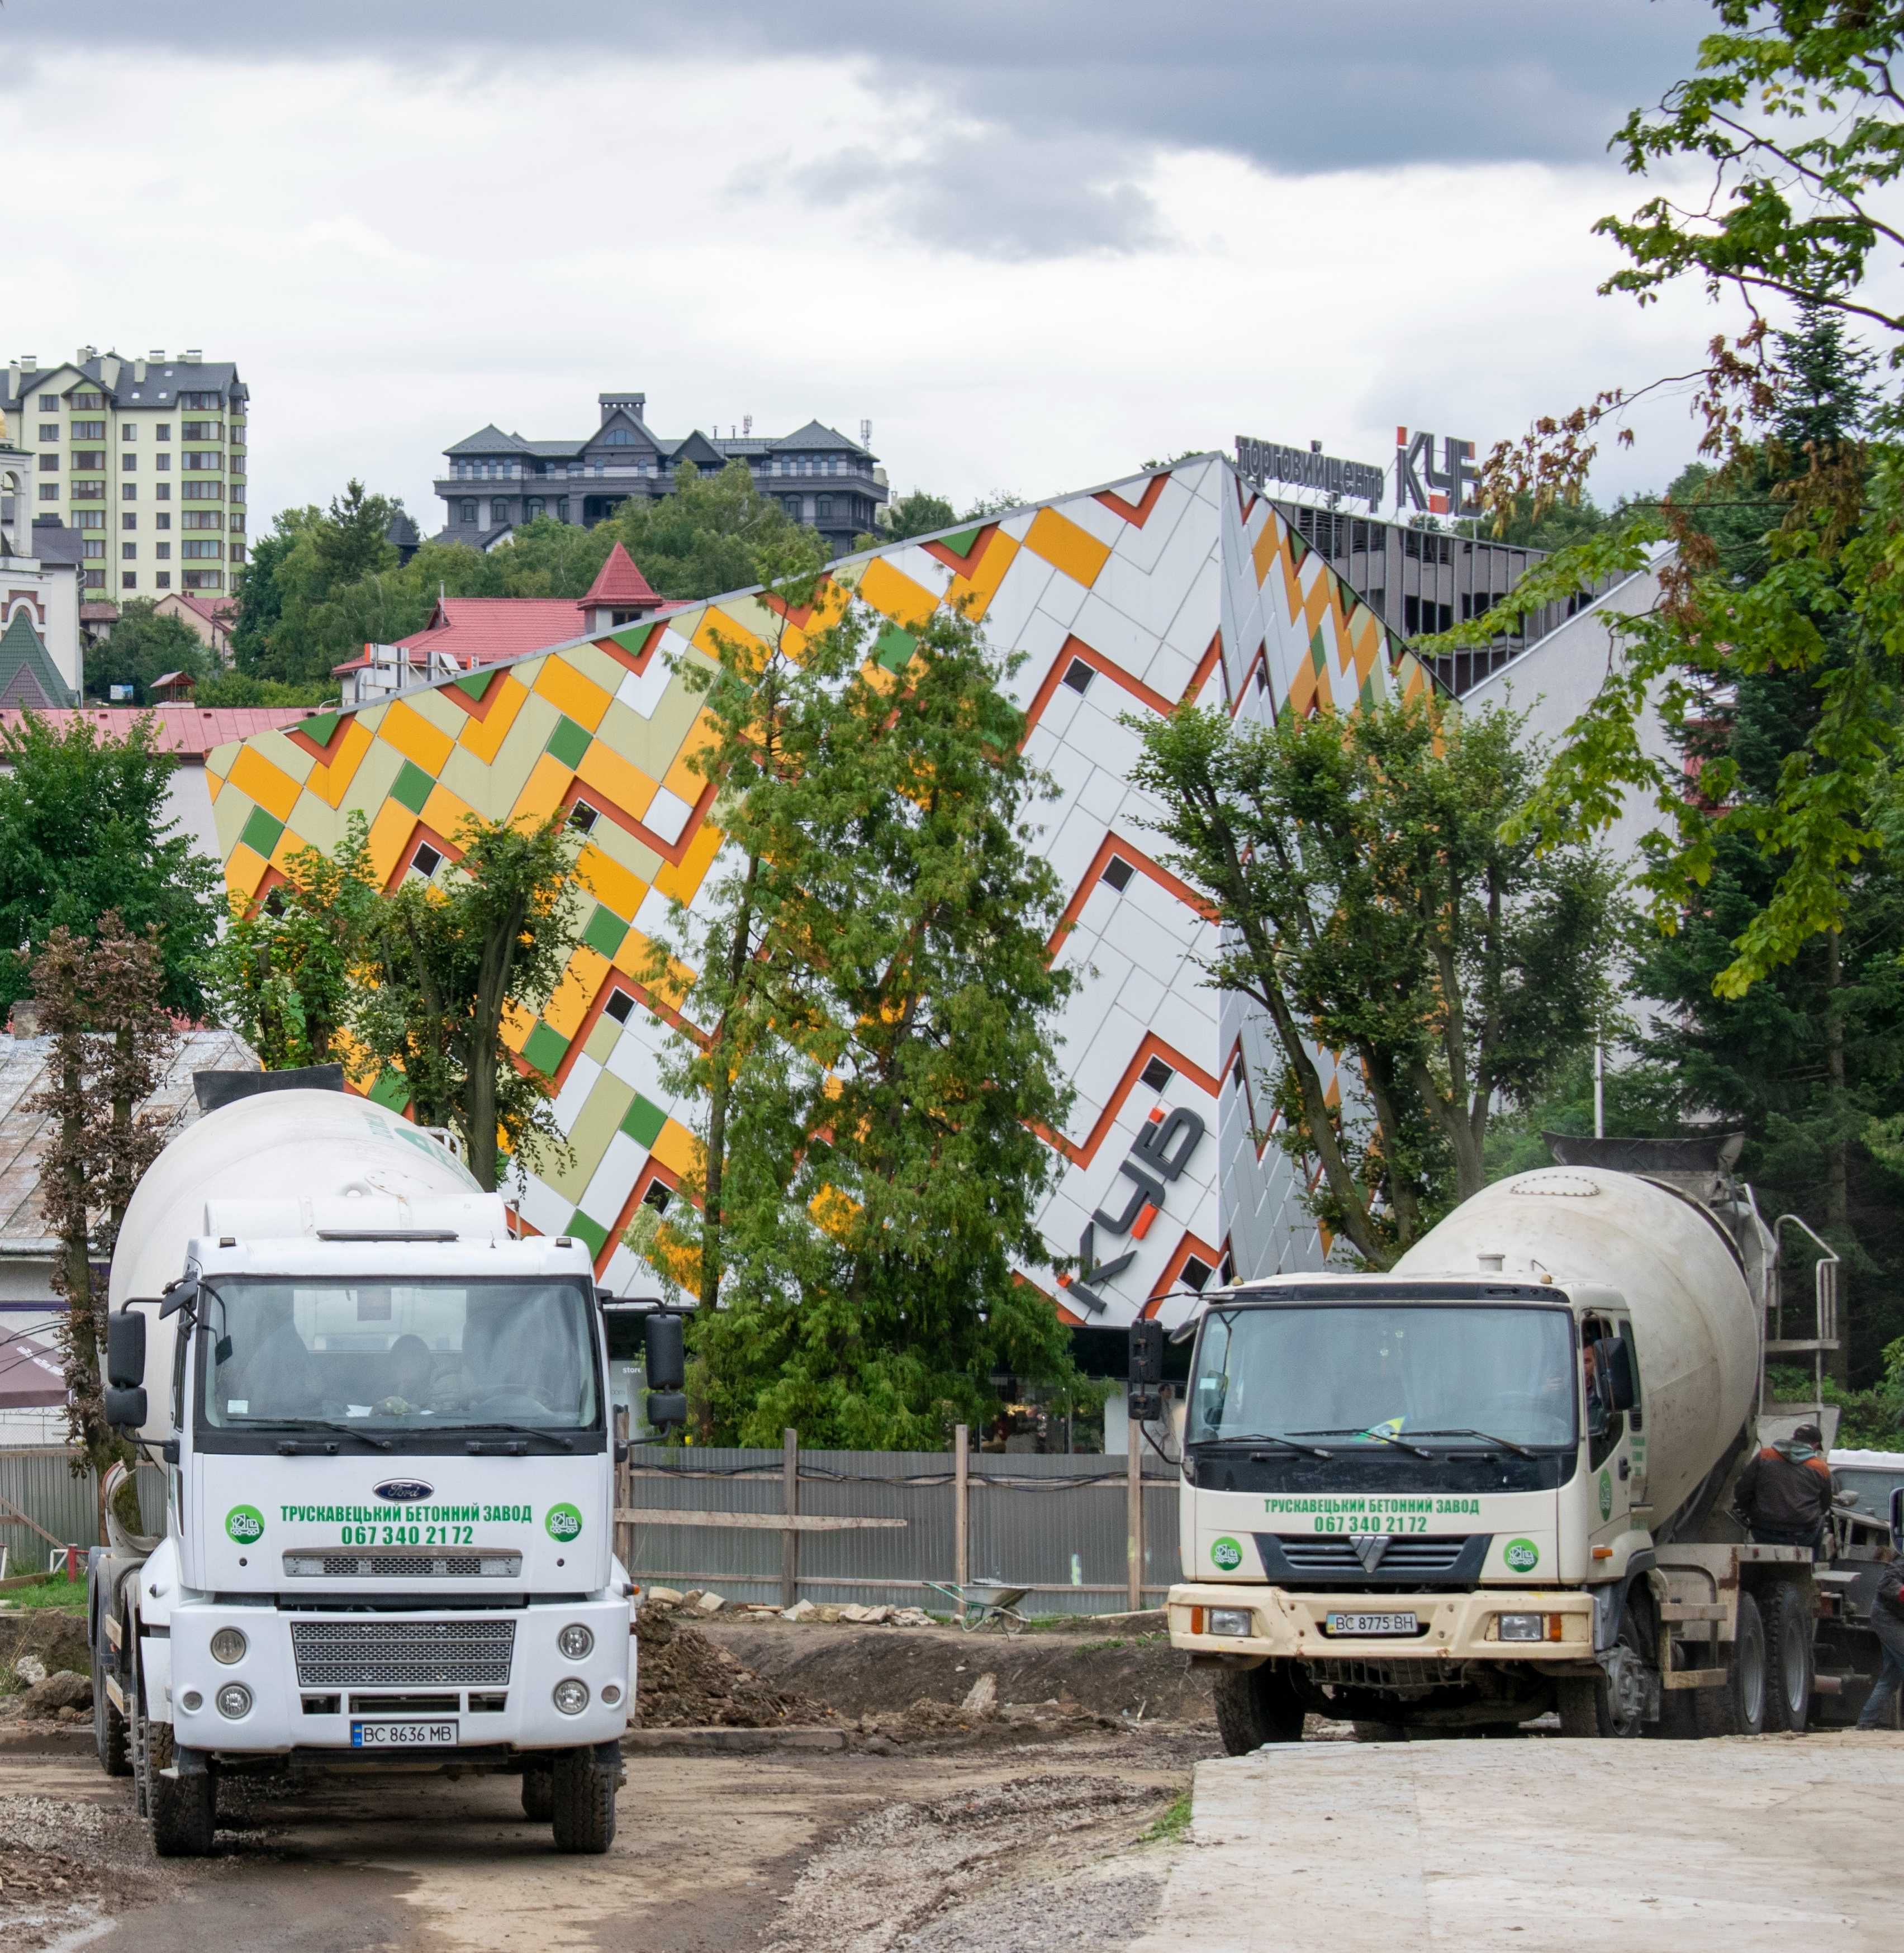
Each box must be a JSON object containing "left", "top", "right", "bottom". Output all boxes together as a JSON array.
[
  {"left": 104, "top": 1614, "right": 122, "bottom": 1649},
  {"left": 1661, "top": 1667, "right": 1727, "bottom": 1690},
  {"left": 105, "top": 1676, "right": 126, "bottom": 1714}
]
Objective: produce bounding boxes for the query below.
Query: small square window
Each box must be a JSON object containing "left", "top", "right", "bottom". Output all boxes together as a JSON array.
[
  {"left": 604, "top": 990, "right": 635, "bottom": 1025},
  {"left": 122, "top": 484, "right": 137, "bottom": 500},
  {"left": 121, "top": 572, "right": 137, "bottom": 590},
  {"left": 121, "top": 453, "right": 135, "bottom": 469},
  {"left": 122, "top": 513, "right": 136, "bottom": 529},
  {"left": 642, "top": 1179, "right": 672, "bottom": 1214},
  {"left": 410, "top": 842, "right": 443, "bottom": 880},
  {"left": 122, "top": 543, "right": 136, "bottom": 559},
  {"left": 1255, "top": 662, "right": 1268, "bottom": 693},
  {"left": 156, "top": 572, "right": 170, "bottom": 588},
  {"left": 155, "top": 424, "right": 171, "bottom": 441},
  {"left": 1060, "top": 657, "right": 1094, "bottom": 695},
  {"left": 1103, "top": 855, "right": 1134, "bottom": 893},
  {"left": 1181, "top": 1256, "right": 1213, "bottom": 1292},
  {"left": 155, "top": 543, "right": 170, "bottom": 560},
  {"left": 156, "top": 513, "right": 171, "bottom": 530},
  {"left": 156, "top": 484, "right": 170, "bottom": 501},
  {"left": 38, "top": 484, "right": 56, "bottom": 500},
  {"left": 38, "top": 395, "right": 56, "bottom": 411},
  {"left": 569, "top": 800, "right": 599, "bottom": 835},
  {"left": 1141, "top": 1054, "right": 1174, "bottom": 1091},
  {"left": 1231, "top": 1054, "right": 1246, "bottom": 1091}
]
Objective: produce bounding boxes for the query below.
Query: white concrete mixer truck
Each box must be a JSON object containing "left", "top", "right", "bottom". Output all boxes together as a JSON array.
[
  {"left": 83, "top": 1074, "right": 687, "bottom": 1856},
  {"left": 1156, "top": 1136, "right": 1898, "bottom": 1747}
]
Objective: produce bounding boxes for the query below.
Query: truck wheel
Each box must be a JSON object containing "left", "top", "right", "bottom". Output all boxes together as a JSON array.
[
  {"left": 1760, "top": 1582, "right": 1813, "bottom": 1733},
  {"left": 1556, "top": 1613, "right": 1649, "bottom": 1738},
  {"left": 1211, "top": 1664, "right": 1305, "bottom": 1755},
  {"left": 549, "top": 1743, "right": 618, "bottom": 1854},
  {"left": 93, "top": 1638, "right": 131, "bottom": 1778},
  {"left": 521, "top": 1760, "right": 554, "bottom": 1821},
  {"left": 1715, "top": 1590, "right": 1768, "bottom": 1736},
  {"left": 139, "top": 1711, "right": 216, "bottom": 1859}
]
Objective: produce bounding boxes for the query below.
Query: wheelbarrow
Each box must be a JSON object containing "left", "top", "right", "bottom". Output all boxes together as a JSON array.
[{"left": 923, "top": 1581, "right": 1032, "bottom": 1632}]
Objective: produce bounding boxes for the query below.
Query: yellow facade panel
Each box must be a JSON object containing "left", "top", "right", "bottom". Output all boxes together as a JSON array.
[
  {"left": 654, "top": 814, "right": 724, "bottom": 905},
  {"left": 378, "top": 698, "right": 457, "bottom": 777},
  {"left": 225, "top": 744, "right": 302, "bottom": 824},
  {"left": 575, "top": 739, "right": 659, "bottom": 823},
  {"left": 545, "top": 944, "right": 610, "bottom": 1039},
  {"left": 500, "top": 999, "right": 535, "bottom": 1054},
  {"left": 421, "top": 781, "right": 478, "bottom": 842},
  {"left": 510, "top": 750, "right": 574, "bottom": 829},
  {"left": 576, "top": 843, "right": 648, "bottom": 924},
  {"left": 533, "top": 654, "right": 613, "bottom": 733},
  {"left": 949, "top": 531, "right": 1020, "bottom": 620},
  {"left": 225, "top": 842, "right": 269, "bottom": 906},
  {"left": 1023, "top": 507, "right": 1112, "bottom": 588},
  {"left": 365, "top": 798, "right": 419, "bottom": 887},
  {"left": 856, "top": 556, "right": 939, "bottom": 630},
  {"left": 648, "top": 1117, "right": 701, "bottom": 1181},
  {"left": 458, "top": 676, "right": 530, "bottom": 766},
  {"left": 659, "top": 708, "right": 720, "bottom": 805}
]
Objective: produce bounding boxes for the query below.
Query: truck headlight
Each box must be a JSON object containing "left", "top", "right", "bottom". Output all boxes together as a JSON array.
[
  {"left": 1208, "top": 1608, "right": 1253, "bottom": 1638},
  {"left": 216, "top": 1683, "right": 253, "bottom": 1719},
  {"left": 210, "top": 1627, "right": 249, "bottom": 1665},
  {"left": 558, "top": 1623, "right": 594, "bottom": 1660},
  {"left": 553, "top": 1679, "right": 590, "bottom": 1716},
  {"left": 1496, "top": 1613, "right": 1565, "bottom": 1642}
]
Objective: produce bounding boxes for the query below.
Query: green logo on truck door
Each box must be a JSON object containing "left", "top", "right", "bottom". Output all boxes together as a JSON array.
[
  {"left": 225, "top": 1504, "right": 265, "bottom": 1543},
  {"left": 545, "top": 1502, "right": 583, "bottom": 1542},
  {"left": 1598, "top": 1470, "right": 1613, "bottom": 1521},
  {"left": 1503, "top": 1538, "right": 1539, "bottom": 1573},
  {"left": 1210, "top": 1536, "right": 1243, "bottom": 1572}
]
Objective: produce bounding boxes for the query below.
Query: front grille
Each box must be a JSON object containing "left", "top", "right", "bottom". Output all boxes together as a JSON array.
[
  {"left": 1308, "top": 1657, "right": 1456, "bottom": 1693},
  {"left": 291, "top": 1617, "right": 516, "bottom": 1688},
  {"left": 1276, "top": 1533, "right": 1477, "bottom": 1576},
  {"left": 283, "top": 1552, "right": 523, "bottom": 1580}
]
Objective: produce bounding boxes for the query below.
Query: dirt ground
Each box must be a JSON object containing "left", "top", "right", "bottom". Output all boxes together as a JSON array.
[{"left": 0, "top": 1726, "right": 1205, "bottom": 1953}]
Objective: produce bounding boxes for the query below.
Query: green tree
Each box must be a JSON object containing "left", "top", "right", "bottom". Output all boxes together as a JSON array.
[
  {"left": 1131, "top": 693, "right": 1622, "bottom": 1266},
  {"left": 0, "top": 714, "right": 219, "bottom": 1014},
  {"left": 631, "top": 592, "right": 1080, "bottom": 1447},
  {"left": 609, "top": 460, "right": 813, "bottom": 599},
  {"left": 210, "top": 814, "right": 380, "bottom": 1070},
  {"left": 350, "top": 814, "right": 582, "bottom": 1191},
  {"left": 88, "top": 600, "right": 212, "bottom": 704},
  {"left": 879, "top": 491, "right": 958, "bottom": 542}
]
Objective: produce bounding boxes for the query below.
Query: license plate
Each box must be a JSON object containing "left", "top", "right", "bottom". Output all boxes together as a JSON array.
[
  {"left": 1324, "top": 1612, "right": 1418, "bottom": 1637},
  {"left": 350, "top": 1719, "right": 458, "bottom": 1748}
]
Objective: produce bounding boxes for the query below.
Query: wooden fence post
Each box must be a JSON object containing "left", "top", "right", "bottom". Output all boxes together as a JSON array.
[
  {"left": 781, "top": 1428, "right": 800, "bottom": 1610},
  {"left": 1126, "top": 1427, "right": 1143, "bottom": 1612},
  {"left": 953, "top": 1423, "right": 969, "bottom": 1591}
]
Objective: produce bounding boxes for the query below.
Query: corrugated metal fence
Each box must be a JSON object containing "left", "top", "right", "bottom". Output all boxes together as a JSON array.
[
  {"left": 0, "top": 1448, "right": 165, "bottom": 1571},
  {"left": 617, "top": 1436, "right": 1180, "bottom": 1616}
]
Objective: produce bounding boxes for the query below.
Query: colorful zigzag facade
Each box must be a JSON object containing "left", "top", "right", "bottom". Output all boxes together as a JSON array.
[{"left": 206, "top": 456, "right": 1428, "bottom": 1328}]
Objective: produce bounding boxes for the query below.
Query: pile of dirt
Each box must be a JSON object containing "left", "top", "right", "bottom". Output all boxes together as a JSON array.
[
  {"left": 0, "top": 1609, "right": 91, "bottom": 1693},
  {"left": 636, "top": 1605, "right": 838, "bottom": 1728},
  {"left": 0, "top": 1794, "right": 170, "bottom": 1952}
]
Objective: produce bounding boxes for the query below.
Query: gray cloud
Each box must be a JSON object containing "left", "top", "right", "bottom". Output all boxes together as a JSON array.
[
  {"left": 780, "top": 129, "right": 1171, "bottom": 260},
  {"left": 5, "top": 1, "right": 1708, "bottom": 174}
]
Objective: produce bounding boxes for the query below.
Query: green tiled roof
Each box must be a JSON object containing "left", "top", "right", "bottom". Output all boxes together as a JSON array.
[{"left": 0, "top": 611, "right": 76, "bottom": 709}]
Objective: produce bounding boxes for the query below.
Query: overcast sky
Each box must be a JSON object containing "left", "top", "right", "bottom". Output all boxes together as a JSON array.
[{"left": 1, "top": 1, "right": 1749, "bottom": 533}]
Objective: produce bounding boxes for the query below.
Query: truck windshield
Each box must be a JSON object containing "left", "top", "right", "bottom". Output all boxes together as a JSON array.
[
  {"left": 198, "top": 1279, "right": 600, "bottom": 1432},
  {"left": 1188, "top": 1304, "right": 1576, "bottom": 1450}
]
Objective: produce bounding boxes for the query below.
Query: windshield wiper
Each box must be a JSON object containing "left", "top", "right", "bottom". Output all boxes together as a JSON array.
[
  {"left": 1290, "top": 1425, "right": 1435, "bottom": 1459},
  {"left": 462, "top": 1423, "right": 574, "bottom": 1452},
  {"left": 1199, "top": 1431, "right": 1335, "bottom": 1460},
  {"left": 235, "top": 1418, "right": 394, "bottom": 1451},
  {"left": 1406, "top": 1427, "right": 1537, "bottom": 1459}
]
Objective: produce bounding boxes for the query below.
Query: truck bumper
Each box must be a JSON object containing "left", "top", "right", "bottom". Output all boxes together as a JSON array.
[
  {"left": 163, "top": 1595, "right": 634, "bottom": 1758},
  {"left": 1165, "top": 1583, "right": 1595, "bottom": 1666}
]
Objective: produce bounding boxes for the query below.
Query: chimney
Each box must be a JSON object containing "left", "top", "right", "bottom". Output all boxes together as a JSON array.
[
  {"left": 9, "top": 1000, "right": 40, "bottom": 1039},
  {"left": 77, "top": 345, "right": 96, "bottom": 363},
  {"left": 183, "top": 349, "right": 202, "bottom": 363},
  {"left": 133, "top": 359, "right": 146, "bottom": 382},
  {"left": 98, "top": 354, "right": 121, "bottom": 389},
  {"left": 149, "top": 349, "right": 165, "bottom": 361}
]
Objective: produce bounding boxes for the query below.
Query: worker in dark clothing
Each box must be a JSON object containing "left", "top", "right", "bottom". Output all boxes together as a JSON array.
[
  {"left": 1856, "top": 1555, "right": 1904, "bottom": 1729},
  {"left": 1732, "top": 1422, "right": 1835, "bottom": 1551}
]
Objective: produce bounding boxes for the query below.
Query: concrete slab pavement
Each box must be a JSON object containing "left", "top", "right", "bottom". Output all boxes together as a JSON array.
[{"left": 1127, "top": 1732, "right": 1904, "bottom": 1952}]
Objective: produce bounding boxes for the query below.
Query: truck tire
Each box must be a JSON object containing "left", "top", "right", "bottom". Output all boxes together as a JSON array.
[
  {"left": 1760, "top": 1581, "right": 1813, "bottom": 1733},
  {"left": 1211, "top": 1663, "right": 1305, "bottom": 1754},
  {"left": 550, "top": 1743, "right": 618, "bottom": 1854},
  {"left": 1556, "top": 1612, "right": 1649, "bottom": 1738},
  {"left": 1714, "top": 1590, "right": 1768, "bottom": 1736},
  {"left": 521, "top": 1760, "right": 554, "bottom": 1821},
  {"left": 93, "top": 1637, "right": 131, "bottom": 1778},
  {"left": 140, "top": 1713, "right": 216, "bottom": 1858}
]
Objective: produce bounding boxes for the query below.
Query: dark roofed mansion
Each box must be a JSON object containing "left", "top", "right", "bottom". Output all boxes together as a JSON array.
[{"left": 435, "top": 391, "right": 888, "bottom": 557}]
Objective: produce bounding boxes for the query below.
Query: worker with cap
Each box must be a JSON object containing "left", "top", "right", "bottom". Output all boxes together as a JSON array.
[
  {"left": 1855, "top": 1551, "right": 1904, "bottom": 1731},
  {"left": 1731, "top": 1421, "right": 1835, "bottom": 1553}
]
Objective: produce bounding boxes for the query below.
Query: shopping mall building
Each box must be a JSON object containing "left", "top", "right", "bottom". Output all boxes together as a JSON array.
[{"left": 204, "top": 453, "right": 1655, "bottom": 1334}]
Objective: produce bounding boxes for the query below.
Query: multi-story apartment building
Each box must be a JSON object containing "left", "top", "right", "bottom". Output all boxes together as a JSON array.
[
  {"left": 1, "top": 349, "right": 248, "bottom": 624},
  {"left": 434, "top": 392, "right": 886, "bottom": 556}
]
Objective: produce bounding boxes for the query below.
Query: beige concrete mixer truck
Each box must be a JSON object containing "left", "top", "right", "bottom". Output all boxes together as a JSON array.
[
  {"left": 1157, "top": 1136, "right": 1896, "bottom": 1746},
  {"left": 84, "top": 1075, "right": 686, "bottom": 1856}
]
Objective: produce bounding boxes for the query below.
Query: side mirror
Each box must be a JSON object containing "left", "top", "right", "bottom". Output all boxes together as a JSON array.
[
  {"left": 105, "top": 1386, "right": 148, "bottom": 1430},
  {"left": 645, "top": 1390, "right": 687, "bottom": 1431},
  {"left": 159, "top": 1275, "right": 200, "bottom": 1319},
  {"left": 1128, "top": 1318, "right": 1164, "bottom": 1423},
  {"left": 643, "top": 1311, "right": 685, "bottom": 1392},
  {"left": 1599, "top": 1336, "right": 1637, "bottom": 1414},
  {"left": 107, "top": 1309, "right": 146, "bottom": 1390}
]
